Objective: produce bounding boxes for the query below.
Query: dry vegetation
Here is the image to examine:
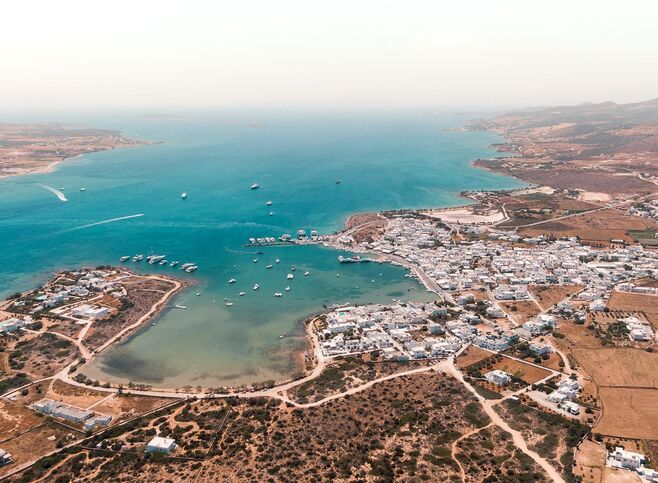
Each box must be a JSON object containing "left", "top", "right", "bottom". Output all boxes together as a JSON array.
[
  {"left": 607, "top": 291, "right": 658, "bottom": 326},
  {"left": 495, "top": 398, "right": 589, "bottom": 482},
  {"left": 17, "top": 372, "right": 497, "bottom": 482},
  {"left": 529, "top": 285, "right": 583, "bottom": 311},
  {"left": 454, "top": 425, "right": 550, "bottom": 483},
  {"left": 595, "top": 387, "right": 658, "bottom": 440}
]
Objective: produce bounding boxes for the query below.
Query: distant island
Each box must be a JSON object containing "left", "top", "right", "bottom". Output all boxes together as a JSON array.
[{"left": 0, "top": 123, "right": 149, "bottom": 179}]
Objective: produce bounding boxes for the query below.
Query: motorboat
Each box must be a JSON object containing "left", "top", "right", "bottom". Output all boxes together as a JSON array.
[
  {"left": 250, "top": 183, "right": 260, "bottom": 190},
  {"left": 181, "top": 192, "right": 187, "bottom": 199},
  {"left": 287, "top": 273, "right": 294, "bottom": 280},
  {"left": 253, "top": 284, "right": 260, "bottom": 290},
  {"left": 228, "top": 278, "right": 237, "bottom": 284},
  {"left": 239, "top": 291, "right": 246, "bottom": 296},
  {"left": 266, "top": 264, "right": 273, "bottom": 269},
  {"left": 119, "top": 256, "right": 130, "bottom": 262},
  {"left": 304, "top": 271, "right": 310, "bottom": 276}
]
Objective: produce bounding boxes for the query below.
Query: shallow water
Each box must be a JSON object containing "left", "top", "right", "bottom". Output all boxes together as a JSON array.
[{"left": 0, "top": 110, "right": 523, "bottom": 387}]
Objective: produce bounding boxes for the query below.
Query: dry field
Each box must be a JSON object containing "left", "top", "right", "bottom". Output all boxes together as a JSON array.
[
  {"left": 529, "top": 285, "right": 583, "bottom": 310},
  {"left": 456, "top": 345, "right": 493, "bottom": 369},
  {"left": 607, "top": 291, "right": 658, "bottom": 326},
  {"left": 574, "top": 439, "right": 606, "bottom": 483},
  {"left": 595, "top": 387, "right": 658, "bottom": 440},
  {"left": 500, "top": 300, "right": 542, "bottom": 322},
  {"left": 572, "top": 348, "right": 658, "bottom": 388},
  {"left": 92, "top": 394, "right": 174, "bottom": 422},
  {"left": 47, "top": 379, "right": 111, "bottom": 409},
  {"left": 518, "top": 209, "right": 658, "bottom": 246},
  {"left": 0, "top": 422, "right": 78, "bottom": 478},
  {"left": 491, "top": 356, "right": 552, "bottom": 384},
  {"left": 555, "top": 319, "right": 603, "bottom": 350}
]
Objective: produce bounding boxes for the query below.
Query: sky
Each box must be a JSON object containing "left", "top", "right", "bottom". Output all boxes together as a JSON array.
[{"left": 2, "top": 0, "right": 657, "bottom": 111}]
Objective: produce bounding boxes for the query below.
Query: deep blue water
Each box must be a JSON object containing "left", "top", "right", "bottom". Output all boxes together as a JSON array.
[{"left": 0, "top": 110, "right": 523, "bottom": 387}]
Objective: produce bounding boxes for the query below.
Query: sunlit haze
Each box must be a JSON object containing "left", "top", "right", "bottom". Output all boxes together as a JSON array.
[{"left": 2, "top": 0, "right": 658, "bottom": 110}]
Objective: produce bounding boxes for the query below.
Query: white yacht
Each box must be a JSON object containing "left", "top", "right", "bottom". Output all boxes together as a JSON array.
[
  {"left": 185, "top": 265, "right": 198, "bottom": 272},
  {"left": 132, "top": 254, "right": 144, "bottom": 262},
  {"left": 250, "top": 183, "right": 260, "bottom": 190},
  {"left": 170, "top": 261, "right": 179, "bottom": 267},
  {"left": 269, "top": 211, "right": 274, "bottom": 216},
  {"left": 225, "top": 301, "right": 234, "bottom": 307},
  {"left": 239, "top": 291, "right": 246, "bottom": 296},
  {"left": 119, "top": 256, "right": 130, "bottom": 262},
  {"left": 266, "top": 200, "right": 272, "bottom": 206},
  {"left": 181, "top": 192, "right": 188, "bottom": 199},
  {"left": 253, "top": 258, "right": 258, "bottom": 263},
  {"left": 274, "top": 292, "right": 282, "bottom": 297},
  {"left": 228, "top": 278, "right": 236, "bottom": 284},
  {"left": 174, "top": 304, "right": 187, "bottom": 309},
  {"left": 79, "top": 187, "right": 87, "bottom": 192},
  {"left": 253, "top": 284, "right": 260, "bottom": 290},
  {"left": 275, "top": 258, "right": 280, "bottom": 264},
  {"left": 287, "top": 273, "right": 294, "bottom": 280},
  {"left": 266, "top": 264, "right": 273, "bottom": 269},
  {"left": 285, "top": 286, "right": 290, "bottom": 291},
  {"left": 304, "top": 271, "right": 310, "bottom": 276}
]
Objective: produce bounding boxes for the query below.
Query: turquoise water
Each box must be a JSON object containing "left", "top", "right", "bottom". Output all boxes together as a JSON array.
[{"left": 0, "top": 110, "right": 523, "bottom": 387}]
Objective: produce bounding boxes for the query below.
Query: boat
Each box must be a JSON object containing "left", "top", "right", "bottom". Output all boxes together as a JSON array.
[
  {"left": 79, "top": 187, "right": 87, "bottom": 192},
  {"left": 170, "top": 261, "right": 179, "bottom": 267},
  {"left": 274, "top": 292, "right": 282, "bottom": 297},
  {"left": 225, "top": 302, "right": 234, "bottom": 307},
  {"left": 304, "top": 271, "right": 310, "bottom": 276},
  {"left": 269, "top": 211, "right": 274, "bottom": 216},
  {"left": 174, "top": 304, "right": 187, "bottom": 309},
  {"left": 250, "top": 183, "right": 260, "bottom": 190},
  {"left": 285, "top": 286, "right": 290, "bottom": 291},
  {"left": 336, "top": 273, "right": 340, "bottom": 277},
  {"left": 239, "top": 291, "right": 246, "bottom": 296},
  {"left": 185, "top": 265, "right": 198, "bottom": 272},
  {"left": 228, "top": 278, "right": 237, "bottom": 284},
  {"left": 291, "top": 266, "right": 296, "bottom": 272},
  {"left": 196, "top": 292, "right": 201, "bottom": 296},
  {"left": 266, "top": 264, "right": 273, "bottom": 269},
  {"left": 279, "top": 335, "right": 285, "bottom": 339},
  {"left": 336, "top": 179, "right": 341, "bottom": 184},
  {"left": 266, "top": 201, "right": 272, "bottom": 206},
  {"left": 275, "top": 258, "right": 280, "bottom": 264},
  {"left": 119, "top": 256, "right": 130, "bottom": 262},
  {"left": 287, "top": 273, "right": 294, "bottom": 280},
  {"left": 132, "top": 254, "right": 144, "bottom": 262},
  {"left": 181, "top": 192, "right": 188, "bottom": 199},
  {"left": 253, "top": 284, "right": 260, "bottom": 290},
  {"left": 253, "top": 258, "right": 258, "bottom": 263},
  {"left": 159, "top": 260, "right": 168, "bottom": 265}
]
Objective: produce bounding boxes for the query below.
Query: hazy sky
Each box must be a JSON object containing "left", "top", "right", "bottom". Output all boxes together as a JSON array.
[{"left": 2, "top": 0, "right": 657, "bottom": 110}]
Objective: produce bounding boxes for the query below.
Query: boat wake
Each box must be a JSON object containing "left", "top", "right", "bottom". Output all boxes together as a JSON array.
[
  {"left": 60, "top": 214, "right": 145, "bottom": 232},
  {"left": 39, "top": 184, "right": 68, "bottom": 202}
]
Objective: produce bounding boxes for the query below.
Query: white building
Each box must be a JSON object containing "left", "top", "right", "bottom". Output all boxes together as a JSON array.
[
  {"left": 484, "top": 369, "right": 511, "bottom": 386},
  {"left": 146, "top": 436, "right": 176, "bottom": 454},
  {"left": 611, "top": 447, "right": 645, "bottom": 470}
]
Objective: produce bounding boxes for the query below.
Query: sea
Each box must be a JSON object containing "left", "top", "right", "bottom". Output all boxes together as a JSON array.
[{"left": 0, "top": 109, "right": 524, "bottom": 388}]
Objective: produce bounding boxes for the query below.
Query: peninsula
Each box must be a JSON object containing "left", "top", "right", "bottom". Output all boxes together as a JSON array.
[{"left": 0, "top": 123, "right": 147, "bottom": 179}]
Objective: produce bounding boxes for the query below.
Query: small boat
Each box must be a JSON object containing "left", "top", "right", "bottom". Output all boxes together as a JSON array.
[
  {"left": 181, "top": 192, "right": 188, "bottom": 199},
  {"left": 253, "top": 258, "right": 258, "bottom": 263},
  {"left": 132, "top": 254, "right": 144, "bottom": 262},
  {"left": 285, "top": 286, "right": 290, "bottom": 291},
  {"left": 274, "top": 292, "right": 282, "bottom": 297},
  {"left": 266, "top": 201, "right": 272, "bottom": 206},
  {"left": 335, "top": 179, "right": 341, "bottom": 184},
  {"left": 304, "top": 271, "right": 310, "bottom": 276},
  {"left": 239, "top": 291, "right": 246, "bottom": 296},
  {"left": 159, "top": 260, "right": 168, "bottom": 265},
  {"left": 174, "top": 304, "right": 187, "bottom": 309},
  {"left": 225, "top": 302, "right": 234, "bottom": 307},
  {"left": 253, "top": 284, "right": 260, "bottom": 290},
  {"left": 336, "top": 273, "right": 340, "bottom": 277},
  {"left": 287, "top": 273, "right": 294, "bottom": 280},
  {"left": 279, "top": 334, "right": 285, "bottom": 339},
  {"left": 170, "top": 261, "right": 179, "bottom": 267},
  {"left": 269, "top": 211, "right": 274, "bottom": 216},
  {"left": 196, "top": 292, "right": 201, "bottom": 296},
  {"left": 275, "top": 258, "right": 280, "bottom": 264},
  {"left": 266, "top": 264, "right": 273, "bottom": 269},
  {"left": 291, "top": 266, "right": 296, "bottom": 272},
  {"left": 250, "top": 183, "right": 260, "bottom": 190},
  {"left": 185, "top": 265, "right": 198, "bottom": 272},
  {"left": 79, "top": 187, "right": 87, "bottom": 192},
  {"left": 119, "top": 256, "right": 130, "bottom": 262},
  {"left": 228, "top": 278, "right": 236, "bottom": 284}
]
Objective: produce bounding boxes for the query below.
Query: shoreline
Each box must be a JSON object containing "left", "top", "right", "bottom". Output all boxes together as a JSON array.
[{"left": 5, "top": 118, "right": 526, "bottom": 396}]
